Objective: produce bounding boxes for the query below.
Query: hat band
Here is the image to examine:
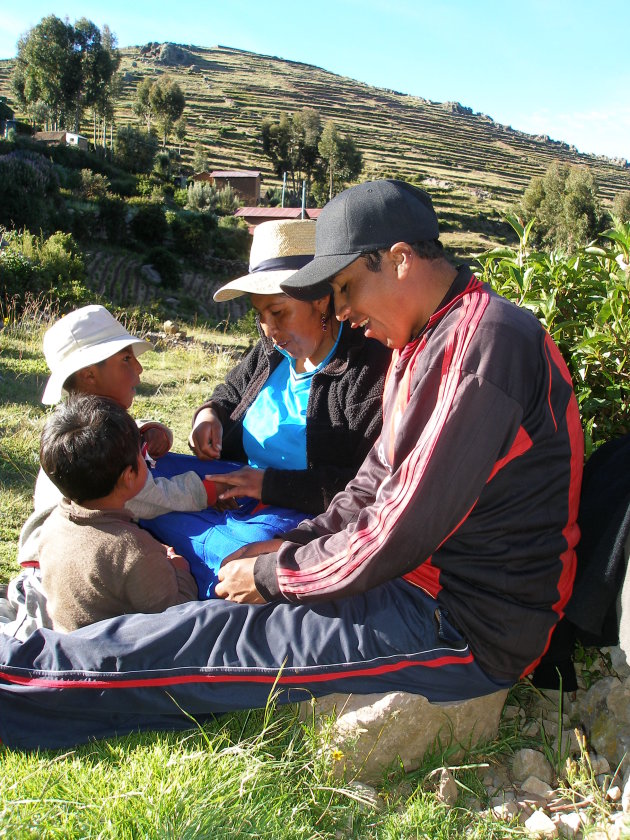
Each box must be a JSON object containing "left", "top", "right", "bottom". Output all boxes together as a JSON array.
[{"left": 249, "top": 254, "right": 313, "bottom": 274}]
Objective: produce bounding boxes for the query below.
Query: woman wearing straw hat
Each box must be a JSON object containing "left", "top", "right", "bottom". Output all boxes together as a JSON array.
[
  {"left": 139, "top": 220, "right": 390, "bottom": 596},
  {"left": 189, "top": 218, "right": 391, "bottom": 515}
]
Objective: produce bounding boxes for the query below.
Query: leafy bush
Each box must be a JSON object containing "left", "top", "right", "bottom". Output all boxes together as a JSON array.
[
  {"left": 168, "top": 210, "right": 216, "bottom": 261},
  {"left": 78, "top": 168, "right": 110, "bottom": 200},
  {"left": 108, "top": 175, "right": 137, "bottom": 198},
  {"left": 476, "top": 215, "right": 630, "bottom": 452},
  {"left": 97, "top": 196, "right": 128, "bottom": 245},
  {"left": 612, "top": 191, "right": 630, "bottom": 223},
  {"left": 129, "top": 202, "right": 168, "bottom": 246},
  {"left": 144, "top": 245, "right": 181, "bottom": 289},
  {"left": 185, "top": 181, "right": 218, "bottom": 213},
  {"left": 0, "top": 150, "right": 60, "bottom": 231},
  {"left": 114, "top": 125, "right": 158, "bottom": 174},
  {"left": 213, "top": 216, "right": 251, "bottom": 261},
  {"left": 173, "top": 188, "right": 188, "bottom": 208},
  {"left": 0, "top": 229, "right": 89, "bottom": 313},
  {"left": 66, "top": 204, "right": 99, "bottom": 241}
]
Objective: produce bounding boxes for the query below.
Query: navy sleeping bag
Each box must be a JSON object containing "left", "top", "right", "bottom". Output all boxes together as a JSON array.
[{"left": 139, "top": 453, "right": 309, "bottom": 599}]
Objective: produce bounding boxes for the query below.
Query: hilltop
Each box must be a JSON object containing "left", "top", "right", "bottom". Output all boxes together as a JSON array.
[{"left": 2, "top": 41, "right": 630, "bottom": 256}]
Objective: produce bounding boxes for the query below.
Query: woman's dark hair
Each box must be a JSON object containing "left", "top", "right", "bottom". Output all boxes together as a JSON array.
[
  {"left": 40, "top": 394, "right": 141, "bottom": 503},
  {"left": 361, "top": 239, "right": 444, "bottom": 272}
]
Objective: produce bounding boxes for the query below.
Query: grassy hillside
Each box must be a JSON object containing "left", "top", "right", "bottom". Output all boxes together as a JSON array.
[{"left": 2, "top": 41, "right": 630, "bottom": 258}]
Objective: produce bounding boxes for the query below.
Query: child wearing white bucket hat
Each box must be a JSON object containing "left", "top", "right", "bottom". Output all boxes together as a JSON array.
[{"left": 1, "top": 306, "right": 219, "bottom": 639}]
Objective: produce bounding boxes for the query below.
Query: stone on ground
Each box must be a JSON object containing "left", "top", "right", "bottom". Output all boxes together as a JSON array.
[{"left": 299, "top": 689, "right": 508, "bottom": 782}]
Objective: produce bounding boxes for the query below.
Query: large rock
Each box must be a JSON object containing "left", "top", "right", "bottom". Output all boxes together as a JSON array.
[
  {"left": 299, "top": 689, "right": 508, "bottom": 782},
  {"left": 578, "top": 675, "right": 630, "bottom": 773}
]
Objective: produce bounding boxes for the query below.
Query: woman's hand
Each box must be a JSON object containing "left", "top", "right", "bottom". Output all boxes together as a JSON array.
[
  {"left": 189, "top": 408, "right": 223, "bottom": 460},
  {"left": 213, "top": 466, "right": 266, "bottom": 502}
]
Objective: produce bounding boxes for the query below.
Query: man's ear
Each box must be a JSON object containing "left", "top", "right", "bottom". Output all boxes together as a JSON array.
[{"left": 389, "top": 242, "right": 414, "bottom": 278}]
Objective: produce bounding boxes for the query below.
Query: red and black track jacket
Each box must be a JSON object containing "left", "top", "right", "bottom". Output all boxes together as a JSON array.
[{"left": 254, "top": 267, "right": 584, "bottom": 681}]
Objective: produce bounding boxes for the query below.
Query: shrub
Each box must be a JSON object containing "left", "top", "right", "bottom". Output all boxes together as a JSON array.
[
  {"left": 129, "top": 202, "right": 168, "bottom": 247},
  {"left": 78, "top": 169, "right": 110, "bottom": 201},
  {"left": 476, "top": 215, "right": 630, "bottom": 451},
  {"left": 169, "top": 210, "right": 216, "bottom": 261},
  {"left": 0, "top": 150, "right": 60, "bottom": 231},
  {"left": 173, "top": 188, "right": 188, "bottom": 208},
  {"left": 612, "top": 191, "right": 630, "bottom": 223},
  {"left": 114, "top": 125, "right": 158, "bottom": 174},
  {"left": 98, "top": 196, "right": 128, "bottom": 245},
  {"left": 185, "top": 181, "right": 218, "bottom": 213},
  {"left": 0, "top": 229, "right": 89, "bottom": 312},
  {"left": 144, "top": 245, "right": 181, "bottom": 289},
  {"left": 66, "top": 205, "right": 98, "bottom": 241},
  {"left": 215, "top": 185, "right": 241, "bottom": 215},
  {"left": 108, "top": 175, "right": 137, "bottom": 198},
  {"left": 213, "top": 216, "right": 251, "bottom": 261}
]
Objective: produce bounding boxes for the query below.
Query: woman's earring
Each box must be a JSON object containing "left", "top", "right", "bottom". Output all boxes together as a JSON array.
[{"left": 321, "top": 313, "right": 328, "bottom": 332}]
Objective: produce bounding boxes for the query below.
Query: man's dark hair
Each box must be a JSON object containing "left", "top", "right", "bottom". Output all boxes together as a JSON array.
[
  {"left": 361, "top": 239, "right": 445, "bottom": 272},
  {"left": 40, "top": 394, "right": 141, "bottom": 503}
]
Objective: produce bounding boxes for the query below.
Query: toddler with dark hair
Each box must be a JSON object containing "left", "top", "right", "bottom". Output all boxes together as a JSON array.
[{"left": 38, "top": 394, "right": 198, "bottom": 632}]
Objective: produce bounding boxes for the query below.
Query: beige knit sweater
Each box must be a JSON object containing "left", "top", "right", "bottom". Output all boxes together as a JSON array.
[{"left": 39, "top": 498, "right": 198, "bottom": 632}]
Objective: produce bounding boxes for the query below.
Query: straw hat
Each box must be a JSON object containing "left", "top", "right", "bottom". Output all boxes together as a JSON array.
[
  {"left": 213, "top": 219, "right": 316, "bottom": 302},
  {"left": 41, "top": 305, "right": 153, "bottom": 405}
]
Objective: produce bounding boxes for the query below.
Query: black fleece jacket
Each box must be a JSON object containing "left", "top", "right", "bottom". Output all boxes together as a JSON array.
[{"left": 195, "top": 325, "right": 391, "bottom": 514}]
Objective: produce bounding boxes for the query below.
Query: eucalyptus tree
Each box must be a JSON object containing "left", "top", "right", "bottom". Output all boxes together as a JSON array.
[
  {"left": 261, "top": 108, "right": 322, "bottom": 197},
  {"left": 318, "top": 120, "right": 363, "bottom": 200},
  {"left": 12, "top": 15, "right": 80, "bottom": 129},
  {"left": 150, "top": 76, "right": 185, "bottom": 147},
  {"left": 521, "top": 162, "right": 604, "bottom": 252},
  {"left": 12, "top": 15, "right": 119, "bottom": 135},
  {"left": 134, "top": 76, "right": 185, "bottom": 147}
]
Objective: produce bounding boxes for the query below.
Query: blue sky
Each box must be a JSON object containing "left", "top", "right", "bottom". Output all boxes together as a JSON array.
[{"left": 2, "top": 0, "right": 629, "bottom": 162}]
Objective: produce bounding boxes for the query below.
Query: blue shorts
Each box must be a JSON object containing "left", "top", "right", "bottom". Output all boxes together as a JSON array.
[{"left": 140, "top": 453, "right": 309, "bottom": 598}]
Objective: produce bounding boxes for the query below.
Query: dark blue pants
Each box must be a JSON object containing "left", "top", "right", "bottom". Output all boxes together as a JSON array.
[{"left": 0, "top": 580, "right": 510, "bottom": 750}]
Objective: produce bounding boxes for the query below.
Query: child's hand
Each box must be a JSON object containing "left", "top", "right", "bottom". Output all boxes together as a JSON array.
[
  {"left": 166, "top": 546, "right": 190, "bottom": 572},
  {"left": 140, "top": 423, "right": 173, "bottom": 458}
]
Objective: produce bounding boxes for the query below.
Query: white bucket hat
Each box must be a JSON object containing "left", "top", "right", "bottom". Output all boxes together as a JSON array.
[
  {"left": 41, "top": 305, "right": 153, "bottom": 405},
  {"left": 213, "top": 219, "right": 316, "bottom": 302}
]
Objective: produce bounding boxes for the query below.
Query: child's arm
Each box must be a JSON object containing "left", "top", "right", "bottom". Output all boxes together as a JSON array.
[{"left": 125, "top": 470, "right": 218, "bottom": 520}]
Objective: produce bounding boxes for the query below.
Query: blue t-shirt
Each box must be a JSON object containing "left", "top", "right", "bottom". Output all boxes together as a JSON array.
[{"left": 242, "top": 324, "right": 343, "bottom": 470}]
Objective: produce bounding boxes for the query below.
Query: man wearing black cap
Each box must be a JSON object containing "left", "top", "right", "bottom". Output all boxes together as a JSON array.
[
  {"left": 0, "top": 180, "right": 585, "bottom": 750},
  {"left": 217, "top": 178, "right": 584, "bottom": 682}
]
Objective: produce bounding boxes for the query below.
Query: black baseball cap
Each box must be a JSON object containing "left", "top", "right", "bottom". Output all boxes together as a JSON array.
[{"left": 280, "top": 179, "right": 439, "bottom": 300}]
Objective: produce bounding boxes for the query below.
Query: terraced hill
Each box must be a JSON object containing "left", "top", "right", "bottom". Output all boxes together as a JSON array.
[{"left": 2, "top": 42, "right": 630, "bottom": 256}]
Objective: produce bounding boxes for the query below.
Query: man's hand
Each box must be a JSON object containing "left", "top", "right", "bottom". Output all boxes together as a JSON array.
[
  {"left": 215, "top": 538, "right": 284, "bottom": 603},
  {"left": 189, "top": 408, "right": 223, "bottom": 460},
  {"left": 215, "top": 556, "right": 265, "bottom": 603},
  {"left": 213, "top": 466, "right": 266, "bottom": 502}
]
